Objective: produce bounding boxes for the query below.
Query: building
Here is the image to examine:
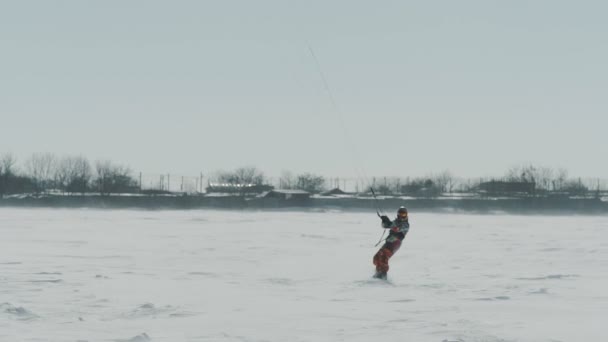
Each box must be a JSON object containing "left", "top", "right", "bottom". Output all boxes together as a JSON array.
[
  {"left": 205, "top": 183, "right": 273, "bottom": 195},
  {"left": 248, "top": 189, "right": 312, "bottom": 207},
  {"left": 262, "top": 189, "right": 310, "bottom": 201},
  {"left": 321, "top": 188, "right": 349, "bottom": 196}
]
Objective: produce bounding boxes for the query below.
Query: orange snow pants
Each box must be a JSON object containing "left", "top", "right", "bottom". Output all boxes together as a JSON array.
[{"left": 373, "top": 239, "right": 402, "bottom": 273}]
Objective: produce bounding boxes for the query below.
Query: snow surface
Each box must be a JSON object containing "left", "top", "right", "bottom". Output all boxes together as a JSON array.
[{"left": 1, "top": 208, "right": 607, "bottom": 342}]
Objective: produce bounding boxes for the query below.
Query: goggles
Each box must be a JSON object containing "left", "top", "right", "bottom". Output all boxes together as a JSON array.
[{"left": 398, "top": 212, "right": 408, "bottom": 218}]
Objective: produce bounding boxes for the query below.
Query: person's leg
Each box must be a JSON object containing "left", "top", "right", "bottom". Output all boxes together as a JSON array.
[
  {"left": 373, "top": 240, "right": 402, "bottom": 277},
  {"left": 373, "top": 248, "right": 392, "bottom": 272}
]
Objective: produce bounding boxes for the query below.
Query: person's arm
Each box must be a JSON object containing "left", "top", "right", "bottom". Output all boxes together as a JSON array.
[{"left": 380, "top": 215, "right": 393, "bottom": 228}]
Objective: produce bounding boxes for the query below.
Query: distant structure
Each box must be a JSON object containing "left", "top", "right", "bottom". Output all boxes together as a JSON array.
[
  {"left": 478, "top": 181, "right": 535, "bottom": 195},
  {"left": 205, "top": 183, "right": 273, "bottom": 195},
  {"left": 248, "top": 189, "right": 312, "bottom": 207},
  {"left": 321, "top": 188, "right": 349, "bottom": 196},
  {"left": 261, "top": 189, "right": 310, "bottom": 201}
]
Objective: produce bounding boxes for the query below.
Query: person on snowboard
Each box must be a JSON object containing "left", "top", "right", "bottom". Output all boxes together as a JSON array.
[{"left": 373, "top": 206, "right": 410, "bottom": 279}]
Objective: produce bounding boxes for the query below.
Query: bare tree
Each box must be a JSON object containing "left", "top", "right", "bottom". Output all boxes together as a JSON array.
[
  {"left": 1, "top": 153, "right": 17, "bottom": 176},
  {"left": 400, "top": 177, "right": 442, "bottom": 197},
  {"left": 94, "top": 160, "right": 137, "bottom": 195},
  {"left": 295, "top": 173, "right": 326, "bottom": 193},
  {"left": 505, "top": 166, "right": 521, "bottom": 182},
  {"left": 1, "top": 153, "right": 17, "bottom": 197},
  {"left": 383, "top": 177, "right": 403, "bottom": 195},
  {"left": 55, "top": 157, "right": 75, "bottom": 192},
  {"left": 233, "top": 166, "right": 265, "bottom": 185},
  {"left": 279, "top": 170, "right": 296, "bottom": 189},
  {"left": 55, "top": 155, "right": 92, "bottom": 194},
  {"left": 432, "top": 170, "right": 455, "bottom": 193},
  {"left": 212, "top": 166, "right": 271, "bottom": 195},
  {"left": 505, "top": 164, "right": 536, "bottom": 182},
  {"left": 554, "top": 168, "right": 568, "bottom": 191},
  {"left": 536, "top": 166, "right": 554, "bottom": 191},
  {"left": 368, "top": 177, "right": 405, "bottom": 195},
  {"left": 217, "top": 166, "right": 266, "bottom": 185},
  {"left": 504, "top": 164, "right": 553, "bottom": 190},
  {"left": 25, "top": 153, "right": 57, "bottom": 193}
]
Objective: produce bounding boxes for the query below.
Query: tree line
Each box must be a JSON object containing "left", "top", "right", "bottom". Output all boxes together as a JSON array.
[
  {"left": 0, "top": 153, "right": 137, "bottom": 197},
  {"left": 0, "top": 152, "right": 603, "bottom": 198}
]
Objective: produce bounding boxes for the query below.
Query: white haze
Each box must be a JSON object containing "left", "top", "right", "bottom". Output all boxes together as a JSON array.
[{"left": 1, "top": 208, "right": 607, "bottom": 341}]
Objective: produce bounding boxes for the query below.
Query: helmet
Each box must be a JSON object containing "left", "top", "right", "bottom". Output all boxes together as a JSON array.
[{"left": 397, "top": 206, "right": 408, "bottom": 219}]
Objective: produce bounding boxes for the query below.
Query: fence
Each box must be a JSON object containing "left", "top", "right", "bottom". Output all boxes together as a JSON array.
[
  {"left": 136, "top": 174, "right": 608, "bottom": 195},
  {"left": 138, "top": 173, "right": 206, "bottom": 193}
]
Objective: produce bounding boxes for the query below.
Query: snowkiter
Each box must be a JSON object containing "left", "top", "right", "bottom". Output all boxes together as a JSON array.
[{"left": 373, "top": 206, "right": 410, "bottom": 279}]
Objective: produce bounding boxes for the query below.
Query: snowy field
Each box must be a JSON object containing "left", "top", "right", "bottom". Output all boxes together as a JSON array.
[{"left": 1, "top": 208, "right": 607, "bottom": 342}]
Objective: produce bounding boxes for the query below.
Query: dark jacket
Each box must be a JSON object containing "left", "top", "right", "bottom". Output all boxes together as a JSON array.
[{"left": 381, "top": 217, "right": 410, "bottom": 242}]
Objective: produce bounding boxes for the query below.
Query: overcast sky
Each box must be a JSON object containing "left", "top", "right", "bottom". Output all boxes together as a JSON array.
[{"left": 2, "top": 1, "right": 607, "bottom": 180}]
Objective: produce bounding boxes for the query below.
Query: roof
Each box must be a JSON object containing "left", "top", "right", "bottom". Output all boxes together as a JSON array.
[
  {"left": 322, "top": 188, "right": 348, "bottom": 195},
  {"left": 207, "top": 183, "right": 257, "bottom": 188},
  {"left": 268, "top": 189, "right": 310, "bottom": 195}
]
